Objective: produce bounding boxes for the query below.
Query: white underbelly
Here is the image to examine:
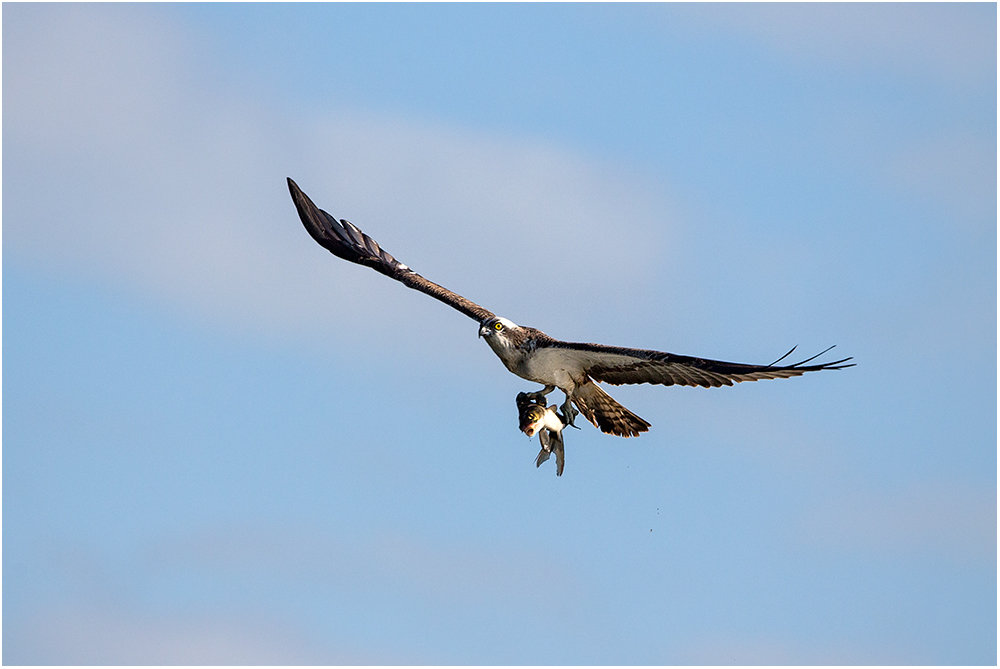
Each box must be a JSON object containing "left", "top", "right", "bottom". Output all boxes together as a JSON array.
[{"left": 518, "top": 347, "right": 583, "bottom": 390}]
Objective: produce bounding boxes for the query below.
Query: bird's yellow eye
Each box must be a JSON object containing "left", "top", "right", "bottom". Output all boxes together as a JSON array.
[{"left": 494, "top": 321, "right": 503, "bottom": 331}]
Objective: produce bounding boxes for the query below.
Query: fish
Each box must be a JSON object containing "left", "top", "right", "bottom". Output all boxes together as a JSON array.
[{"left": 516, "top": 391, "right": 567, "bottom": 476}]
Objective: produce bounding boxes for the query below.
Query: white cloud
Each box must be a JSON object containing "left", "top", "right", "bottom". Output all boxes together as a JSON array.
[
  {"left": 6, "top": 602, "right": 363, "bottom": 665},
  {"left": 6, "top": 523, "right": 577, "bottom": 664},
  {"left": 3, "top": 3, "right": 673, "bottom": 350},
  {"left": 2, "top": 5, "right": 190, "bottom": 153},
  {"left": 142, "top": 522, "right": 577, "bottom": 613}
]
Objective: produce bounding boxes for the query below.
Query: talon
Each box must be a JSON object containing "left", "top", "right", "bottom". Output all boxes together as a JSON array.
[
  {"left": 526, "top": 391, "right": 548, "bottom": 406},
  {"left": 560, "top": 398, "right": 580, "bottom": 429}
]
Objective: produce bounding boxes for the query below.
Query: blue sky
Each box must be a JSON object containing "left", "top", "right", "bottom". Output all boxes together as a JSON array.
[{"left": 3, "top": 2, "right": 996, "bottom": 664}]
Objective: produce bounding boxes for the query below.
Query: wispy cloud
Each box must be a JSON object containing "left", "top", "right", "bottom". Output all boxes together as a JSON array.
[
  {"left": 7, "top": 523, "right": 577, "bottom": 664},
  {"left": 6, "top": 602, "right": 357, "bottom": 665},
  {"left": 4, "top": 3, "right": 672, "bottom": 347},
  {"left": 141, "top": 522, "right": 577, "bottom": 612}
]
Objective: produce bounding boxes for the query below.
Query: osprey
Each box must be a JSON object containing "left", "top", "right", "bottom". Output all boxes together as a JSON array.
[{"left": 288, "top": 178, "right": 852, "bottom": 438}]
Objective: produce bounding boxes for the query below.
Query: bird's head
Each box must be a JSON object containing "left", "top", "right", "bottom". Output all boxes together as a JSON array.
[
  {"left": 479, "top": 316, "right": 531, "bottom": 370},
  {"left": 478, "top": 316, "right": 520, "bottom": 345}
]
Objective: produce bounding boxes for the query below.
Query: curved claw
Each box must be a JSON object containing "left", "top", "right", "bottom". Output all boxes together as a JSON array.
[
  {"left": 560, "top": 398, "right": 581, "bottom": 430},
  {"left": 522, "top": 391, "right": 549, "bottom": 406}
]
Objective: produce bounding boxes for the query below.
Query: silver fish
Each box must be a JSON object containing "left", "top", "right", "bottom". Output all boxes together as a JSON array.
[{"left": 516, "top": 392, "right": 567, "bottom": 476}]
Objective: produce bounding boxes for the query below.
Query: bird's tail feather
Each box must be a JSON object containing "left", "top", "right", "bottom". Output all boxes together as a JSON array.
[{"left": 573, "top": 381, "right": 651, "bottom": 438}]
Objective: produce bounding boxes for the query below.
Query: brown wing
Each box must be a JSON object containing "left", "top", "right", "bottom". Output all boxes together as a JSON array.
[
  {"left": 288, "top": 178, "right": 495, "bottom": 323},
  {"left": 546, "top": 340, "right": 854, "bottom": 388}
]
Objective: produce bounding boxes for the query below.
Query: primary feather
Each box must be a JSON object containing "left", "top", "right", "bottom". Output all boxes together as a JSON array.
[{"left": 289, "top": 178, "right": 495, "bottom": 322}]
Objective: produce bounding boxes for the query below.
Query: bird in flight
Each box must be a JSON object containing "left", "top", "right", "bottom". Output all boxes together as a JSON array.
[{"left": 288, "top": 178, "right": 853, "bottom": 438}]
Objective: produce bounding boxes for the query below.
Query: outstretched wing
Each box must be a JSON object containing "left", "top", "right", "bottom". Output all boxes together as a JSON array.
[
  {"left": 288, "top": 178, "right": 495, "bottom": 323},
  {"left": 542, "top": 340, "right": 854, "bottom": 388}
]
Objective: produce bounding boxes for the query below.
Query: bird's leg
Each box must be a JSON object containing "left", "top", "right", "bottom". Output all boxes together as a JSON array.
[
  {"left": 522, "top": 385, "right": 555, "bottom": 406},
  {"left": 561, "top": 395, "right": 580, "bottom": 430}
]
